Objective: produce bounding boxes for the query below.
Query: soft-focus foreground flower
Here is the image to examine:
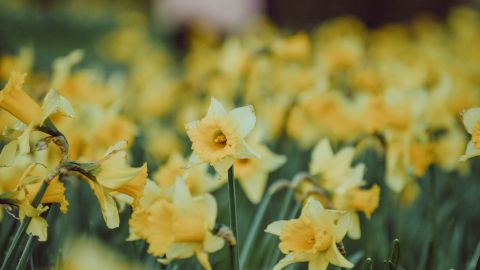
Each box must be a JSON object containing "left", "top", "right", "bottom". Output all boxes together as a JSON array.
[
  {"left": 0, "top": 162, "right": 68, "bottom": 241},
  {"left": 265, "top": 197, "right": 353, "bottom": 270},
  {"left": 80, "top": 141, "right": 147, "bottom": 228},
  {"left": 460, "top": 108, "right": 480, "bottom": 161},
  {"left": 0, "top": 72, "right": 75, "bottom": 165},
  {"left": 185, "top": 97, "right": 259, "bottom": 179},
  {"left": 129, "top": 179, "right": 224, "bottom": 270}
]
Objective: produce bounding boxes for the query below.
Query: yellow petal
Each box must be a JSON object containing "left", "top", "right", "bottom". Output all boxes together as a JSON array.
[
  {"left": 0, "top": 140, "right": 18, "bottom": 167},
  {"left": 347, "top": 212, "right": 361, "bottom": 239},
  {"left": 265, "top": 220, "right": 288, "bottom": 236},
  {"left": 238, "top": 172, "right": 268, "bottom": 204},
  {"left": 308, "top": 256, "right": 329, "bottom": 270},
  {"left": 463, "top": 108, "right": 480, "bottom": 134},
  {"left": 228, "top": 105, "right": 256, "bottom": 137},
  {"left": 309, "top": 139, "right": 333, "bottom": 175},
  {"left": 92, "top": 184, "right": 119, "bottom": 229},
  {"left": 325, "top": 242, "right": 353, "bottom": 268},
  {"left": 195, "top": 251, "right": 213, "bottom": 270},
  {"left": 212, "top": 156, "right": 234, "bottom": 180},
  {"left": 460, "top": 140, "right": 480, "bottom": 161},
  {"left": 206, "top": 97, "right": 227, "bottom": 117},
  {"left": 203, "top": 232, "right": 224, "bottom": 253},
  {"left": 41, "top": 89, "right": 75, "bottom": 124},
  {"left": 0, "top": 72, "right": 42, "bottom": 124},
  {"left": 26, "top": 215, "right": 48, "bottom": 242}
]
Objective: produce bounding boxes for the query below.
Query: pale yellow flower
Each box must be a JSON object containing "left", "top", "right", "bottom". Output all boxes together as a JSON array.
[
  {"left": 265, "top": 197, "right": 353, "bottom": 270},
  {"left": 82, "top": 141, "right": 148, "bottom": 228},
  {"left": 309, "top": 138, "right": 365, "bottom": 191},
  {"left": 460, "top": 108, "right": 480, "bottom": 161},
  {"left": 234, "top": 141, "right": 286, "bottom": 204},
  {"left": 0, "top": 72, "right": 75, "bottom": 164},
  {"left": 332, "top": 185, "right": 380, "bottom": 239},
  {"left": 185, "top": 97, "right": 259, "bottom": 179},
  {"left": 153, "top": 153, "right": 222, "bottom": 196}
]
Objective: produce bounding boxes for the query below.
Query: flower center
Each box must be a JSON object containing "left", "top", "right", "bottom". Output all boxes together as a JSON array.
[
  {"left": 314, "top": 229, "right": 332, "bottom": 252},
  {"left": 213, "top": 131, "right": 227, "bottom": 146},
  {"left": 472, "top": 123, "right": 480, "bottom": 149}
]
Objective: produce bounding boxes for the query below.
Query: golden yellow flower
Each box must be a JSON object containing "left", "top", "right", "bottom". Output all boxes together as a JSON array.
[
  {"left": 185, "top": 97, "right": 259, "bottom": 179},
  {"left": 332, "top": 185, "right": 380, "bottom": 239},
  {"left": 83, "top": 141, "right": 148, "bottom": 228},
  {"left": 265, "top": 197, "right": 353, "bottom": 270},
  {"left": 139, "top": 180, "right": 224, "bottom": 270},
  {"left": 0, "top": 72, "right": 42, "bottom": 125}
]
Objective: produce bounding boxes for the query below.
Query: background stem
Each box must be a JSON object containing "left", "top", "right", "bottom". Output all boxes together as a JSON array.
[{"left": 227, "top": 165, "right": 239, "bottom": 270}]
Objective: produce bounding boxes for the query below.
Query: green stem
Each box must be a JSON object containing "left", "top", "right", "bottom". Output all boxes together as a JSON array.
[
  {"left": 427, "top": 166, "right": 437, "bottom": 270},
  {"left": 227, "top": 166, "right": 239, "bottom": 270},
  {"left": 14, "top": 236, "right": 34, "bottom": 270},
  {"left": 1, "top": 181, "right": 49, "bottom": 270},
  {"left": 239, "top": 188, "right": 273, "bottom": 268}
]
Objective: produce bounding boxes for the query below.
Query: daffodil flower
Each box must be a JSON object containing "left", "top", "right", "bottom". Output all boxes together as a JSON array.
[
  {"left": 0, "top": 72, "right": 75, "bottom": 166},
  {"left": 132, "top": 179, "right": 224, "bottom": 270},
  {"left": 185, "top": 97, "right": 259, "bottom": 179},
  {"left": 332, "top": 185, "right": 380, "bottom": 239},
  {"left": 265, "top": 197, "right": 353, "bottom": 270},
  {"left": 460, "top": 108, "right": 480, "bottom": 161},
  {"left": 153, "top": 153, "right": 222, "bottom": 196},
  {"left": 309, "top": 138, "right": 365, "bottom": 192},
  {"left": 81, "top": 141, "right": 148, "bottom": 228},
  {"left": 234, "top": 141, "right": 286, "bottom": 204}
]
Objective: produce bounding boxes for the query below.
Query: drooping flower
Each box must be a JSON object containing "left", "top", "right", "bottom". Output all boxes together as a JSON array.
[
  {"left": 0, "top": 72, "right": 75, "bottom": 165},
  {"left": 265, "top": 197, "right": 353, "bottom": 270},
  {"left": 185, "top": 97, "right": 259, "bottom": 179},
  {"left": 460, "top": 108, "right": 480, "bottom": 161},
  {"left": 80, "top": 141, "right": 148, "bottom": 228}
]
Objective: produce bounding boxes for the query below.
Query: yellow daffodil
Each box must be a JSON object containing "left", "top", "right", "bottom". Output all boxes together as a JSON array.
[
  {"left": 82, "top": 141, "right": 148, "bottom": 228},
  {"left": 332, "top": 185, "right": 380, "bottom": 239},
  {"left": 309, "top": 138, "right": 365, "bottom": 191},
  {"left": 185, "top": 97, "right": 259, "bottom": 179},
  {"left": 234, "top": 141, "right": 286, "bottom": 204},
  {"left": 153, "top": 153, "right": 222, "bottom": 196},
  {"left": 265, "top": 197, "right": 353, "bottom": 270},
  {"left": 131, "top": 179, "right": 224, "bottom": 270},
  {"left": 460, "top": 108, "right": 480, "bottom": 161},
  {"left": 0, "top": 72, "right": 75, "bottom": 165}
]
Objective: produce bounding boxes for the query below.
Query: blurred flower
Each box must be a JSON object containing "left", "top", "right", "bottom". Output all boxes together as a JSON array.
[
  {"left": 130, "top": 179, "right": 224, "bottom": 270},
  {"left": 153, "top": 153, "right": 222, "bottom": 195},
  {"left": 460, "top": 108, "right": 480, "bottom": 161},
  {"left": 265, "top": 197, "right": 353, "bottom": 270},
  {"left": 81, "top": 141, "right": 148, "bottom": 228},
  {"left": 185, "top": 97, "right": 259, "bottom": 179},
  {"left": 234, "top": 140, "right": 286, "bottom": 204}
]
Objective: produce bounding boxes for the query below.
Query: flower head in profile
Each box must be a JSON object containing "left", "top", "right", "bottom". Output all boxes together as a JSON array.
[
  {"left": 185, "top": 97, "right": 259, "bottom": 179},
  {"left": 80, "top": 141, "right": 148, "bottom": 229},
  {"left": 0, "top": 72, "right": 75, "bottom": 166},
  {"left": 460, "top": 108, "right": 480, "bottom": 161},
  {"left": 265, "top": 197, "right": 353, "bottom": 270}
]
